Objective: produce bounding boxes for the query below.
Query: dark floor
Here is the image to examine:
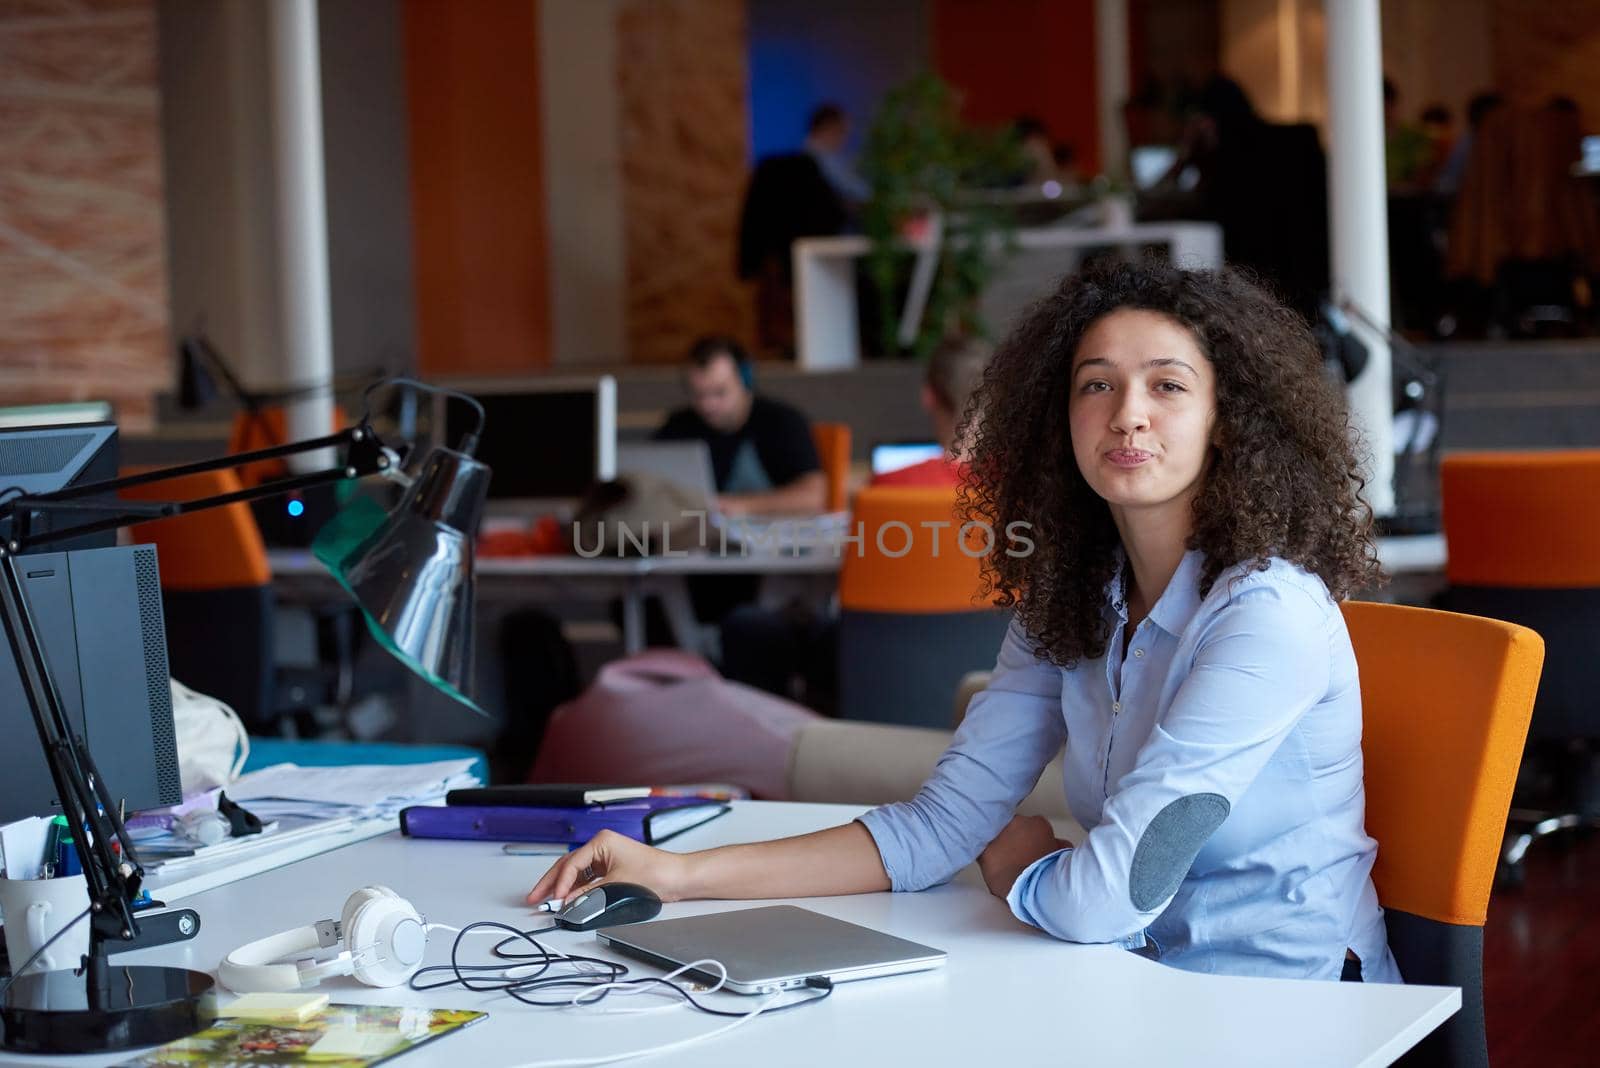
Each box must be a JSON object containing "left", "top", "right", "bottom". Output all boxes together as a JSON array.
[{"left": 1483, "top": 829, "right": 1600, "bottom": 1067}]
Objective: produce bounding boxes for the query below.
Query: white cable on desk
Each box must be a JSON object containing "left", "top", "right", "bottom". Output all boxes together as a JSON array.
[{"left": 505, "top": 990, "right": 781, "bottom": 1068}]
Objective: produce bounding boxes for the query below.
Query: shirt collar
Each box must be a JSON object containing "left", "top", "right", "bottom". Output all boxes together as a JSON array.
[{"left": 1103, "top": 548, "right": 1207, "bottom": 637}]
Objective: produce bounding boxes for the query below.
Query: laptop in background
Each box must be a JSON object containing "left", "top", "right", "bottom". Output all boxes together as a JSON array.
[
  {"left": 870, "top": 440, "right": 943, "bottom": 477},
  {"left": 597, "top": 905, "right": 947, "bottom": 994}
]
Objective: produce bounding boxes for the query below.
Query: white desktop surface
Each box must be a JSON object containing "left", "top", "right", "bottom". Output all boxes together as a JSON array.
[{"left": 10, "top": 802, "right": 1458, "bottom": 1067}]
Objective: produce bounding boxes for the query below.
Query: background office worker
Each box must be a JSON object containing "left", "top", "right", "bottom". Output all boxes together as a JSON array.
[
  {"left": 656, "top": 336, "right": 826, "bottom": 517},
  {"left": 870, "top": 336, "right": 991, "bottom": 488},
  {"left": 535, "top": 262, "right": 1399, "bottom": 984}
]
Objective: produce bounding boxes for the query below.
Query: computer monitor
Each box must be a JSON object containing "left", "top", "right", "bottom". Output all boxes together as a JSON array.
[
  {"left": 0, "top": 401, "right": 114, "bottom": 429},
  {"left": 0, "top": 420, "right": 120, "bottom": 554},
  {"left": 444, "top": 376, "right": 616, "bottom": 509},
  {"left": 0, "top": 422, "right": 181, "bottom": 825},
  {"left": 1130, "top": 145, "right": 1178, "bottom": 190},
  {"left": 870, "top": 440, "right": 944, "bottom": 477}
]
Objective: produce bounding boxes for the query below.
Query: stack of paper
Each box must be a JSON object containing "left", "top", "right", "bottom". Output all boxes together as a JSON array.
[{"left": 225, "top": 759, "right": 480, "bottom": 821}]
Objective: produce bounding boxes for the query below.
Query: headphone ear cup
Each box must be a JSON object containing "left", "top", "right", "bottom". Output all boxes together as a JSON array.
[
  {"left": 341, "top": 887, "right": 390, "bottom": 942},
  {"left": 739, "top": 359, "right": 755, "bottom": 391},
  {"left": 346, "top": 893, "right": 427, "bottom": 988}
]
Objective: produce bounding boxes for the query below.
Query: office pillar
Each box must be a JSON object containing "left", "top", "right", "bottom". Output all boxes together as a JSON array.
[
  {"left": 267, "top": 0, "right": 336, "bottom": 469},
  {"left": 1095, "top": 0, "right": 1130, "bottom": 180},
  {"left": 1325, "top": 0, "right": 1394, "bottom": 514}
]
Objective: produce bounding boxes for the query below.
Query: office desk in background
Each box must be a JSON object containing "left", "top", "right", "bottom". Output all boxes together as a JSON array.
[
  {"left": 268, "top": 548, "right": 842, "bottom": 656},
  {"left": 20, "top": 802, "right": 1458, "bottom": 1068},
  {"left": 269, "top": 533, "right": 1446, "bottom": 655}
]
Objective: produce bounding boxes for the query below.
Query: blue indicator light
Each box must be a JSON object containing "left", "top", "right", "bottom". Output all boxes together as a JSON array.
[{"left": 287, "top": 499, "right": 305, "bottom": 518}]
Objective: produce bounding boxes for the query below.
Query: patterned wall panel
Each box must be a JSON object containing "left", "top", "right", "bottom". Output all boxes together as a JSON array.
[
  {"left": 0, "top": 0, "right": 168, "bottom": 429},
  {"left": 616, "top": 0, "right": 755, "bottom": 365}
]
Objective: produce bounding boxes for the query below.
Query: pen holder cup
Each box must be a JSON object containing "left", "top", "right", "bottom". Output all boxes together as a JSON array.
[{"left": 0, "top": 873, "right": 91, "bottom": 976}]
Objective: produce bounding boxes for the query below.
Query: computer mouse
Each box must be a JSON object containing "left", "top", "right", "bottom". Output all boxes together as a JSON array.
[{"left": 553, "top": 882, "right": 663, "bottom": 932}]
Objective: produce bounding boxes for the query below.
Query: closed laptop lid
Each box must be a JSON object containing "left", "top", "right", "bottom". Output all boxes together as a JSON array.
[{"left": 597, "top": 905, "right": 946, "bottom": 994}]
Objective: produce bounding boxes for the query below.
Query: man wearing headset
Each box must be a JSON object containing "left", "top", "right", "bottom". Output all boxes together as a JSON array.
[{"left": 656, "top": 336, "right": 826, "bottom": 517}]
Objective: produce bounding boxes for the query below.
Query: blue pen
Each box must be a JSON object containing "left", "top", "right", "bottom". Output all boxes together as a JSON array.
[{"left": 57, "top": 832, "right": 82, "bottom": 877}]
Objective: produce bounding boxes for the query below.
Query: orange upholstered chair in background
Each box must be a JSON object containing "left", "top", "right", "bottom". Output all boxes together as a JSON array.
[
  {"left": 123, "top": 469, "right": 278, "bottom": 731},
  {"left": 1435, "top": 449, "right": 1600, "bottom": 876},
  {"left": 836, "top": 485, "right": 1009, "bottom": 727},
  {"left": 1343, "top": 600, "right": 1542, "bottom": 1068},
  {"left": 810, "top": 421, "right": 851, "bottom": 512}
]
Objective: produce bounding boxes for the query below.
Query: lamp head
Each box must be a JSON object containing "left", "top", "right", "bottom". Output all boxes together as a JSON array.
[{"left": 314, "top": 445, "right": 490, "bottom": 708}]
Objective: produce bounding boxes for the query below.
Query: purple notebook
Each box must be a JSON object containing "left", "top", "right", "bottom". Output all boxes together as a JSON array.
[{"left": 399, "top": 798, "right": 729, "bottom": 845}]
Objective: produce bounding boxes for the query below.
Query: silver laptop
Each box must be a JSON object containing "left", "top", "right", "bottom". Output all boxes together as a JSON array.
[
  {"left": 616, "top": 440, "right": 719, "bottom": 501},
  {"left": 596, "top": 905, "right": 947, "bottom": 995}
]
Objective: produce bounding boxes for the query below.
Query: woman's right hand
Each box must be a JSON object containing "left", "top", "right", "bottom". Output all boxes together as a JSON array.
[{"left": 526, "top": 830, "right": 694, "bottom": 907}]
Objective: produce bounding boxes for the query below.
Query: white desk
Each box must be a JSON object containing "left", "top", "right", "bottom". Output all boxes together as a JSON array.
[
  {"left": 793, "top": 222, "right": 1225, "bottom": 371},
  {"left": 28, "top": 802, "right": 1459, "bottom": 1068}
]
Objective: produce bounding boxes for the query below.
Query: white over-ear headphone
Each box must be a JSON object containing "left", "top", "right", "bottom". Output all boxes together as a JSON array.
[{"left": 219, "top": 886, "right": 429, "bottom": 992}]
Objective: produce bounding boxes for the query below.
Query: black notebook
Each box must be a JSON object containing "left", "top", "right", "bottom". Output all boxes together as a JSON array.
[{"left": 446, "top": 784, "right": 653, "bottom": 808}]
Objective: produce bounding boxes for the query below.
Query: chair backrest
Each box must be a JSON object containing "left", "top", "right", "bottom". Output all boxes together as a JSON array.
[
  {"left": 122, "top": 469, "right": 270, "bottom": 590},
  {"left": 837, "top": 486, "right": 1008, "bottom": 727},
  {"left": 1344, "top": 600, "right": 1542, "bottom": 924},
  {"left": 1440, "top": 449, "right": 1600, "bottom": 588},
  {"left": 810, "top": 421, "right": 851, "bottom": 512},
  {"left": 228, "top": 405, "right": 349, "bottom": 489},
  {"left": 1342, "top": 600, "right": 1542, "bottom": 1068},
  {"left": 838, "top": 486, "right": 990, "bottom": 613},
  {"left": 122, "top": 468, "right": 275, "bottom": 730},
  {"left": 1438, "top": 449, "right": 1600, "bottom": 740}
]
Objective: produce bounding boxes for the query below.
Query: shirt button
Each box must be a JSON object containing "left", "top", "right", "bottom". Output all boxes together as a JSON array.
[
  {"left": 1133, "top": 649, "right": 1145, "bottom": 659},
  {"left": 1112, "top": 701, "right": 1122, "bottom": 713}
]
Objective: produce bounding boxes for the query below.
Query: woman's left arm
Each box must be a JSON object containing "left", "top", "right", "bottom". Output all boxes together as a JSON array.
[{"left": 1005, "top": 581, "right": 1332, "bottom": 943}]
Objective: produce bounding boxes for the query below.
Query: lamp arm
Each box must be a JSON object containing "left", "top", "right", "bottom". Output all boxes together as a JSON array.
[{"left": 3, "top": 424, "right": 392, "bottom": 553}]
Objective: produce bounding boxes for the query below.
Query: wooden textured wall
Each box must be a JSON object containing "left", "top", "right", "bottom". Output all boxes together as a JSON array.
[
  {"left": 615, "top": 0, "right": 754, "bottom": 365},
  {"left": 0, "top": 0, "right": 168, "bottom": 429}
]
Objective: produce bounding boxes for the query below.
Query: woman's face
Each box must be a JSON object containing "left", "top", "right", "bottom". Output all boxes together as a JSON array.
[{"left": 1068, "top": 308, "right": 1218, "bottom": 520}]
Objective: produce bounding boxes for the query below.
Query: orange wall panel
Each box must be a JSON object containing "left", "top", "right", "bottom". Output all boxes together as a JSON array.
[
  {"left": 404, "top": 0, "right": 549, "bottom": 374},
  {"left": 932, "top": 0, "right": 1101, "bottom": 175}
]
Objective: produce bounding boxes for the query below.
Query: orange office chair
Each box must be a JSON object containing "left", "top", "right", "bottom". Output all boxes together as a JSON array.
[
  {"left": 810, "top": 421, "right": 851, "bottom": 512},
  {"left": 122, "top": 469, "right": 278, "bottom": 732},
  {"left": 1343, "top": 600, "right": 1542, "bottom": 1068},
  {"left": 1434, "top": 450, "right": 1600, "bottom": 877},
  {"left": 836, "top": 486, "right": 1009, "bottom": 727}
]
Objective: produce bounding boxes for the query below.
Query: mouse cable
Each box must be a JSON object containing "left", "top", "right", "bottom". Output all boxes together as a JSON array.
[
  {"left": 410, "top": 921, "right": 627, "bottom": 999},
  {"left": 410, "top": 920, "right": 833, "bottom": 1021}
]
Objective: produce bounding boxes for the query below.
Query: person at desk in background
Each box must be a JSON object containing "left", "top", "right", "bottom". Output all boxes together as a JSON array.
[
  {"left": 533, "top": 260, "right": 1402, "bottom": 984},
  {"left": 655, "top": 336, "right": 827, "bottom": 517},
  {"left": 870, "top": 336, "right": 991, "bottom": 488}
]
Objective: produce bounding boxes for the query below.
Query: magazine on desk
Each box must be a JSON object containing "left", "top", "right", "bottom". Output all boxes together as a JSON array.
[{"left": 114, "top": 1003, "right": 485, "bottom": 1067}]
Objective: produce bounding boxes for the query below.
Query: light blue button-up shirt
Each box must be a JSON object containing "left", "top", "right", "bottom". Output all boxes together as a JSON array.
[{"left": 858, "top": 550, "right": 1402, "bottom": 982}]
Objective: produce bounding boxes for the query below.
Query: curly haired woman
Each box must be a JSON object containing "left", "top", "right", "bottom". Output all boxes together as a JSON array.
[{"left": 529, "top": 261, "right": 1399, "bottom": 983}]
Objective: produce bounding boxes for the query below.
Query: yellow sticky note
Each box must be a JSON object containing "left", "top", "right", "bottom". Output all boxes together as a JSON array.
[
  {"left": 217, "top": 992, "right": 330, "bottom": 1022},
  {"left": 308, "top": 1028, "right": 403, "bottom": 1057}
]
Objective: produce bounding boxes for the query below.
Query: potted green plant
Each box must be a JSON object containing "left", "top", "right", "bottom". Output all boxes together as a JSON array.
[{"left": 859, "top": 74, "right": 1027, "bottom": 359}]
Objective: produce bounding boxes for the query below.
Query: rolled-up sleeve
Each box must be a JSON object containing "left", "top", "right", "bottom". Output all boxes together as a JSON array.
[
  {"left": 1007, "top": 582, "right": 1330, "bottom": 943},
  {"left": 858, "top": 617, "right": 1066, "bottom": 890}
]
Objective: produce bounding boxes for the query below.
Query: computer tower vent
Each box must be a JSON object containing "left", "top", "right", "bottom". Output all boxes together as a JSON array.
[
  {"left": 0, "top": 431, "right": 95, "bottom": 477},
  {"left": 134, "top": 546, "right": 181, "bottom": 803}
]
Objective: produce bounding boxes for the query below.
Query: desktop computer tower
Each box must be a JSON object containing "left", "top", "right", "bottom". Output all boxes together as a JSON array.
[{"left": 0, "top": 544, "right": 183, "bottom": 826}]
